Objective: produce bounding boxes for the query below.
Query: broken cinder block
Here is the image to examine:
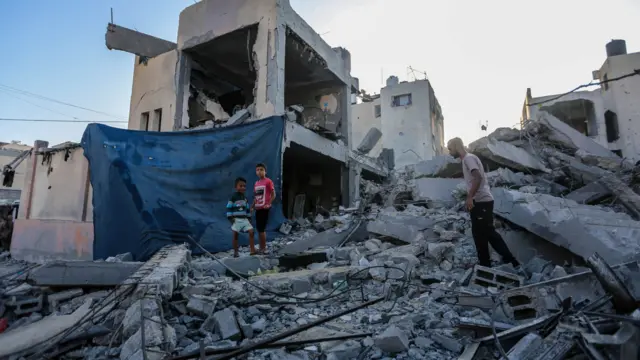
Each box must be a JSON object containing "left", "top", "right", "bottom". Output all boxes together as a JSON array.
[{"left": 470, "top": 265, "right": 524, "bottom": 290}]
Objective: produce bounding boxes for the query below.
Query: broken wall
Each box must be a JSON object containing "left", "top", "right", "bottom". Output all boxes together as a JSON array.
[
  {"left": 128, "top": 50, "right": 178, "bottom": 131},
  {"left": 351, "top": 99, "right": 383, "bottom": 157},
  {"left": 12, "top": 145, "right": 94, "bottom": 263},
  {"left": 177, "top": 0, "right": 284, "bottom": 120},
  {"left": 526, "top": 89, "right": 608, "bottom": 148}
]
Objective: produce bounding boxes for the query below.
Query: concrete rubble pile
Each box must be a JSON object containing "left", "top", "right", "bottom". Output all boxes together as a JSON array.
[{"left": 0, "top": 111, "right": 639, "bottom": 359}]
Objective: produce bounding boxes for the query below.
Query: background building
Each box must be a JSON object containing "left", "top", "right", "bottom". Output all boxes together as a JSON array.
[
  {"left": 352, "top": 76, "right": 445, "bottom": 168},
  {"left": 0, "top": 141, "right": 32, "bottom": 203},
  {"left": 522, "top": 40, "right": 640, "bottom": 160}
]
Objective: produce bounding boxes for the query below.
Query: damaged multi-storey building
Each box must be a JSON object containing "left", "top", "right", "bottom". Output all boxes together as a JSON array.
[
  {"left": 522, "top": 39, "right": 640, "bottom": 160},
  {"left": 352, "top": 76, "right": 445, "bottom": 168},
  {"left": 107, "top": 0, "right": 389, "bottom": 216}
]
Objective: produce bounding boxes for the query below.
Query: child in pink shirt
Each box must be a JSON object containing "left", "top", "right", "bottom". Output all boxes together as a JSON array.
[{"left": 251, "top": 163, "right": 275, "bottom": 254}]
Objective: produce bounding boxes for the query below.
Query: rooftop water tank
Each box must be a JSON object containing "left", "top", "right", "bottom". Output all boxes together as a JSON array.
[
  {"left": 606, "top": 39, "right": 627, "bottom": 57},
  {"left": 386, "top": 76, "right": 399, "bottom": 87}
]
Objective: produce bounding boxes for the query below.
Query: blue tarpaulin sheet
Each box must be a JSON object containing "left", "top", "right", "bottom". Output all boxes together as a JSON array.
[{"left": 82, "top": 116, "right": 286, "bottom": 261}]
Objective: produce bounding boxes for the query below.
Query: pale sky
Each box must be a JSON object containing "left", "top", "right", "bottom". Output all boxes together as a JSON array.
[{"left": 1, "top": 0, "right": 639, "bottom": 147}]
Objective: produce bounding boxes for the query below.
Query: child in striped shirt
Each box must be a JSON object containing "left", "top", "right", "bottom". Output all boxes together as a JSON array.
[{"left": 226, "top": 177, "right": 255, "bottom": 257}]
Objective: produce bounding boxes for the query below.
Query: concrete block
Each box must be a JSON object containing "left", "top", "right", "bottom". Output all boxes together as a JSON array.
[
  {"left": 413, "top": 178, "right": 463, "bottom": 206},
  {"left": 431, "top": 332, "right": 463, "bottom": 353},
  {"left": 237, "top": 317, "right": 254, "bottom": 339},
  {"left": 122, "top": 298, "right": 160, "bottom": 338},
  {"left": 374, "top": 325, "right": 409, "bottom": 353},
  {"left": 120, "top": 316, "right": 177, "bottom": 360},
  {"left": 411, "top": 155, "right": 462, "bottom": 178},
  {"left": 565, "top": 182, "right": 610, "bottom": 204},
  {"left": 498, "top": 289, "right": 546, "bottom": 322},
  {"left": 357, "top": 127, "right": 382, "bottom": 155},
  {"left": 186, "top": 295, "right": 217, "bottom": 317},
  {"left": 492, "top": 188, "right": 640, "bottom": 265},
  {"left": 507, "top": 333, "right": 543, "bottom": 359},
  {"left": 48, "top": 288, "right": 83, "bottom": 313},
  {"left": 470, "top": 265, "right": 524, "bottom": 290},
  {"left": 221, "top": 256, "right": 261, "bottom": 275},
  {"left": 12, "top": 295, "right": 43, "bottom": 315},
  {"left": 471, "top": 138, "right": 549, "bottom": 173},
  {"left": 213, "top": 308, "right": 241, "bottom": 340}
]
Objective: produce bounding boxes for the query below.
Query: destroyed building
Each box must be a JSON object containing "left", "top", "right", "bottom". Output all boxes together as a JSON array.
[
  {"left": 522, "top": 39, "right": 640, "bottom": 160},
  {"left": 107, "top": 0, "right": 389, "bottom": 216},
  {"left": 3, "top": 104, "right": 640, "bottom": 359},
  {"left": 352, "top": 76, "right": 445, "bottom": 168}
]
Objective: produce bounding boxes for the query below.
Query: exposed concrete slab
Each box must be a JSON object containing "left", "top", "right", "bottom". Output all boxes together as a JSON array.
[
  {"left": 106, "top": 23, "right": 177, "bottom": 58},
  {"left": 492, "top": 188, "right": 640, "bottom": 264},
  {"left": 537, "top": 112, "right": 617, "bottom": 158},
  {"left": 565, "top": 182, "right": 611, "bottom": 204},
  {"left": 29, "top": 261, "right": 142, "bottom": 287},
  {"left": 471, "top": 138, "right": 549, "bottom": 173},
  {"left": 367, "top": 219, "right": 424, "bottom": 244},
  {"left": 278, "top": 222, "right": 366, "bottom": 255},
  {"left": 413, "top": 178, "right": 463, "bottom": 206},
  {"left": 410, "top": 155, "right": 462, "bottom": 178},
  {"left": 0, "top": 299, "right": 92, "bottom": 358}
]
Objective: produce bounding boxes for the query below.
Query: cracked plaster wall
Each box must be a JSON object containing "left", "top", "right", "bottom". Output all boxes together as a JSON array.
[
  {"left": 128, "top": 50, "right": 178, "bottom": 132},
  {"left": 599, "top": 52, "right": 640, "bottom": 160}
]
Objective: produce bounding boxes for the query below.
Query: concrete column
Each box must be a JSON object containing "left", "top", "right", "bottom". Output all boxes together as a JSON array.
[
  {"left": 20, "top": 140, "right": 48, "bottom": 220},
  {"left": 341, "top": 161, "right": 361, "bottom": 207},
  {"left": 173, "top": 51, "right": 192, "bottom": 130},
  {"left": 253, "top": 20, "right": 285, "bottom": 119}
]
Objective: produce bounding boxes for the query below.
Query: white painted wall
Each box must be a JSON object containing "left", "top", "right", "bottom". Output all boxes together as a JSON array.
[
  {"left": 351, "top": 98, "right": 382, "bottom": 157},
  {"left": 29, "top": 147, "right": 91, "bottom": 222},
  {"left": 380, "top": 80, "right": 437, "bottom": 168},
  {"left": 599, "top": 52, "right": 640, "bottom": 160},
  {"left": 128, "top": 50, "right": 178, "bottom": 132}
]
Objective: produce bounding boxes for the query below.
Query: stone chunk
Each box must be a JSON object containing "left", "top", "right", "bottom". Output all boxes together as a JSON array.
[
  {"left": 213, "top": 308, "right": 241, "bottom": 340},
  {"left": 120, "top": 316, "right": 176, "bottom": 360},
  {"left": 427, "top": 242, "right": 454, "bottom": 262},
  {"left": 374, "top": 325, "right": 409, "bottom": 353},
  {"left": 367, "top": 220, "right": 421, "bottom": 244},
  {"left": 470, "top": 138, "right": 549, "bottom": 173},
  {"left": 565, "top": 182, "right": 610, "bottom": 204},
  {"left": 122, "top": 298, "right": 160, "bottom": 338},
  {"left": 221, "top": 256, "right": 261, "bottom": 275},
  {"left": 431, "top": 332, "right": 463, "bottom": 353},
  {"left": 186, "top": 295, "right": 217, "bottom": 317},
  {"left": 411, "top": 155, "right": 462, "bottom": 178},
  {"left": 413, "top": 178, "right": 463, "bottom": 207}
]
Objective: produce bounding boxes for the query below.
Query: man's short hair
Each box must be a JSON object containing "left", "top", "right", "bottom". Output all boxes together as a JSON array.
[
  {"left": 447, "top": 137, "right": 464, "bottom": 149},
  {"left": 256, "top": 163, "right": 266, "bottom": 170},
  {"left": 235, "top": 177, "right": 247, "bottom": 186}
]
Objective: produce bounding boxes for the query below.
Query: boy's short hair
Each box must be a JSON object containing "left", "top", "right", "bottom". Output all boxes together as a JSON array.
[
  {"left": 234, "top": 177, "right": 247, "bottom": 186},
  {"left": 256, "top": 163, "right": 266, "bottom": 171}
]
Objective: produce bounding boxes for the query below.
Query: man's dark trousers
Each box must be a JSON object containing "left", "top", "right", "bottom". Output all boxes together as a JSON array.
[{"left": 470, "top": 200, "right": 519, "bottom": 267}]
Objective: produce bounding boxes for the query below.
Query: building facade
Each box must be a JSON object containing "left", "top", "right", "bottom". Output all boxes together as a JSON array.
[
  {"left": 105, "top": 0, "right": 388, "bottom": 213},
  {"left": 351, "top": 77, "right": 445, "bottom": 168},
  {"left": 522, "top": 40, "right": 640, "bottom": 160}
]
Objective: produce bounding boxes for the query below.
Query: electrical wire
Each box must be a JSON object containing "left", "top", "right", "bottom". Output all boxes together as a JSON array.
[
  {"left": 0, "top": 118, "right": 126, "bottom": 123},
  {"left": 0, "top": 83, "right": 128, "bottom": 121},
  {"left": 0, "top": 88, "right": 80, "bottom": 120},
  {"left": 527, "top": 69, "right": 640, "bottom": 107}
]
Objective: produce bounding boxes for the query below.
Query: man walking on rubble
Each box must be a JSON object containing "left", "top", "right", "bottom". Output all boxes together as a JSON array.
[{"left": 447, "top": 137, "right": 520, "bottom": 268}]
